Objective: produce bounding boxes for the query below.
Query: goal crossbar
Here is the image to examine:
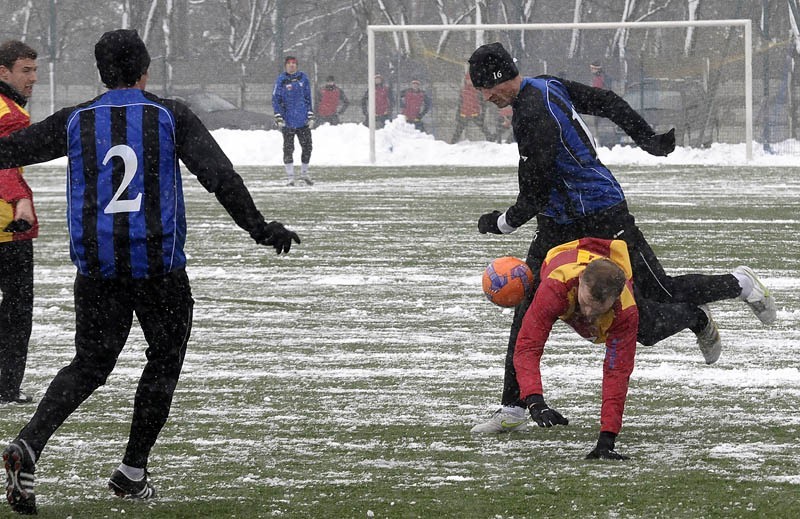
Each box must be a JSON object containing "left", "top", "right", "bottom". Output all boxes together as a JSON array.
[{"left": 367, "top": 20, "right": 753, "bottom": 162}]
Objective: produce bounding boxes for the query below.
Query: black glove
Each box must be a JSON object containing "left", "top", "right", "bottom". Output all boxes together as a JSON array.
[
  {"left": 585, "top": 431, "right": 629, "bottom": 460},
  {"left": 274, "top": 114, "right": 285, "bottom": 130},
  {"left": 3, "top": 219, "right": 32, "bottom": 233},
  {"left": 638, "top": 128, "right": 675, "bottom": 156},
  {"left": 307, "top": 111, "right": 315, "bottom": 129},
  {"left": 525, "top": 394, "right": 569, "bottom": 427},
  {"left": 478, "top": 210, "right": 503, "bottom": 234},
  {"left": 253, "top": 221, "right": 301, "bottom": 254}
]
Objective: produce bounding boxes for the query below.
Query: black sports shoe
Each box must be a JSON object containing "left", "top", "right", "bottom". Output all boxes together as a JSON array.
[
  {"left": 3, "top": 440, "right": 36, "bottom": 515},
  {"left": 108, "top": 469, "right": 156, "bottom": 499},
  {"left": 0, "top": 392, "right": 33, "bottom": 404},
  {"left": 300, "top": 177, "right": 314, "bottom": 185}
]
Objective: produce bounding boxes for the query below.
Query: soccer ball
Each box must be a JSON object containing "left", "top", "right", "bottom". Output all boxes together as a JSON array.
[{"left": 482, "top": 257, "right": 534, "bottom": 307}]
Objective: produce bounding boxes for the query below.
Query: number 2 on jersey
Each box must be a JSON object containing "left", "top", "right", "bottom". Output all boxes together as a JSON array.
[{"left": 103, "top": 144, "right": 143, "bottom": 214}]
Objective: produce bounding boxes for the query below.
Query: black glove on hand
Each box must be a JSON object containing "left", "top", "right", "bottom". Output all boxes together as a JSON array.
[
  {"left": 478, "top": 210, "right": 503, "bottom": 234},
  {"left": 585, "top": 431, "right": 629, "bottom": 460},
  {"left": 307, "top": 111, "right": 316, "bottom": 129},
  {"left": 638, "top": 128, "right": 675, "bottom": 156},
  {"left": 274, "top": 114, "right": 285, "bottom": 130},
  {"left": 525, "top": 394, "right": 569, "bottom": 427},
  {"left": 253, "top": 221, "right": 301, "bottom": 254},
  {"left": 3, "top": 219, "right": 32, "bottom": 233}
]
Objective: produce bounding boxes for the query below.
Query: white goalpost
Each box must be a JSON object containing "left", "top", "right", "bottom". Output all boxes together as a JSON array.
[{"left": 366, "top": 19, "right": 753, "bottom": 163}]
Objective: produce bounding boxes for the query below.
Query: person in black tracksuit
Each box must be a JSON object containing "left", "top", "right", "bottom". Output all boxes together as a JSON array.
[
  {"left": 466, "top": 43, "right": 776, "bottom": 454},
  {"left": 0, "top": 30, "right": 300, "bottom": 514}
]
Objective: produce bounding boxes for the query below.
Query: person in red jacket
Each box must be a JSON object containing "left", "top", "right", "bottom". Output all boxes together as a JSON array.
[
  {"left": 399, "top": 79, "right": 431, "bottom": 132},
  {"left": 0, "top": 40, "right": 38, "bottom": 405},
  {"left": 514, "top": 239, "right": 638, "bottom": 459},
  {"left": 315, "top": 75, "right": 349, "bottom": 126},
  {"left": 451, "top": 72, "right": 493, "bottom": 143},
  {"left": 361, "top": 74, "right": 394, "bottom": 127}
]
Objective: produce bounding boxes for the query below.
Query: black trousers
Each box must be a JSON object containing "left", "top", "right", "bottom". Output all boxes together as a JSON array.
[
  {"left": 500, "top": 201, "right": 741, "bottom": 406},
  {"left": 282, "top": 126, "right": 312, "bottom": 164},
  {"left": 18, "top": 269, "right": 193, "bottom": 468},
  {"left": 0, "top": 240, "right": 33, "bottom": 399}
]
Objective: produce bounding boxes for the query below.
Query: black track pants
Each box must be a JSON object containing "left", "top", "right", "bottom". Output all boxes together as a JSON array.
[
  {"left": 18, "top": 269, "right": 193, "bottom": 468},
  {"left": 0, "top": 240, "right": 33, "bottom": 399}
]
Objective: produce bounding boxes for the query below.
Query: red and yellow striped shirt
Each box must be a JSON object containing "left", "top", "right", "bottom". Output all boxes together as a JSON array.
[
  {"left": 514, "top": 238, "right": 638, "bottom": 434},
  {"left": 0, "top": 90, "right": 37, "bottom": 243}
]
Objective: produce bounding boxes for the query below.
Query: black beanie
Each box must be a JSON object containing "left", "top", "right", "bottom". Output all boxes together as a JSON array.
[
  {"left": 468, "top": 42, "right": 518, "bottom": 89},
  {"left": 95, "top": 29, "right": 151, "bottom": 88}
]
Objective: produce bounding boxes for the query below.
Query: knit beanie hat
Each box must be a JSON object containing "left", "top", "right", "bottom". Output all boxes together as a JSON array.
[
  {"left": 468, "top": 42, "right": 518, "bottom": 88},
  {"left": 95, "top": 29, "right": 151, "bottom": 88}
]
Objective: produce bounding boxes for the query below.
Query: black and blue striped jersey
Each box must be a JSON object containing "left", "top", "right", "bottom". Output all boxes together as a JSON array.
[
  {"left": 506, "top": 76, "right": 660, "bottom": 227},
  {"left": 0, "top": 88, "right": 269, "bottom": 279}
]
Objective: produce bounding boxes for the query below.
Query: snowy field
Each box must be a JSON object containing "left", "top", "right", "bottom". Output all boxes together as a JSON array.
[{"left": 3, "top": 142, "right": 800, "bottom": 517}]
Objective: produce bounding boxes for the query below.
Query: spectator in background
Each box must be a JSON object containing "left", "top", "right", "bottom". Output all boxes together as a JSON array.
[
  {"left": 272, "top": 56, "right": 314, "bottom": 186},
  {"left": 399, "top": 78, "right": 432, "bottom": 132},
  {"left": 451, "top": 72, "right": 493, "bottom": 143},
  {"left": 495, "top": 105, "right": 514, "bottom": 143},
  {"left": 361, "top": 73, "right": 394, "bottom": 127},
  {"left": 590, "top": 60, "right": 612, "bottom": 90},
  {"left": 315, "top": 75, "right": 349, "bottom": 126},
  {"left": 588, "top": 60, "right": 614, "bottom": 145},
  {"left": 0, "top": 40, "right": 39, "bottom": 405}
]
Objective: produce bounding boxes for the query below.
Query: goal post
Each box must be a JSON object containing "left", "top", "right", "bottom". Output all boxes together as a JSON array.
[{"left": 367, "top": 19, "right": 753, "bottom": 163}]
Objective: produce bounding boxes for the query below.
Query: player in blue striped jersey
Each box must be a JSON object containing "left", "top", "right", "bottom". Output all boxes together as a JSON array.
[
  {"left": 467, "top": 42, "right": 776, "bottom": 439},
  {"left": 0, "top": 29, "right": 300, "bottom": 514}
]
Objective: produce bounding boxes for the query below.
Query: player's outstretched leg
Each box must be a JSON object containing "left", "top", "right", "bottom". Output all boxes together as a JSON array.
[
  {"left": 696, "top": 305, "right": 722, "bottom": 365},
  {"left": 470, "top": 405, "right": 528, "bottom": 434},
  {"left": 108, "top": 468, "right": 156, "bottom": 499},
  {"left": 3, "top": 440, "right": 36, "bottom": 515},
  {"left": 733, "top": 266, "right": 777, "bottom": 325}
]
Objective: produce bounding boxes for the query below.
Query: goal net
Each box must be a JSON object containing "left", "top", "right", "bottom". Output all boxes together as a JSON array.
[{"left": 366, "top": 20, "right": 753, "bottom": 162}]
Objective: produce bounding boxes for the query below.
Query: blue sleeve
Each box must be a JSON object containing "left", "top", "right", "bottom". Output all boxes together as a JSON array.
[{"left": 272, "top": 74, "right": 284, "bottom": 115}]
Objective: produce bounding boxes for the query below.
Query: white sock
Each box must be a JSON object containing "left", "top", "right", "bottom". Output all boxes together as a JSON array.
[
  {"left": 300, "top": 163, "right": 310, "bottom": 177},
  {"left": 284, "top": 163, "right": 295, "bottom": 181},
  {"left": 501, "top": 405, "right": 526, "bottom": 417},
  {"left": 117, "top": 463, "right": 145, "bottom": 481},
  {"left": 732, "top": 270, "right": 754, "bottom": 300}
]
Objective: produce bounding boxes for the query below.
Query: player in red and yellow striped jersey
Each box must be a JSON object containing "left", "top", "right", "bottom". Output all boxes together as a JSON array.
[
  {"left": 515, "top": 239, "right": 637, "bottom": 459},
  {"left": 0, "top": 40, "right": 38, "bottom": 405}
]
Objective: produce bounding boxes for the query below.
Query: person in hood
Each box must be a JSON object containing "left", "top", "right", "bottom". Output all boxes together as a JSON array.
[{"left": 315, "top": 75, "right": 349, "bottom": 126}]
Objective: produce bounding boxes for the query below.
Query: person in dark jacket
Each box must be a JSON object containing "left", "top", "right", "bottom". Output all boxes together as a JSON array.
[
  {"left": 466, "top": 43, "right": 777, "bottom": 446},
  {"left": 0, "top": 29, "right": 300, "bottom": 514},
  {"left": 399, "top": 79, "right": 431, "bottom": 132},
  {"left": 272, "top": 56, "right": 314, "bottom": 186},
  {"left": 315, "top": 75, "right": 349, "bottom": 126},
  {"left": 0, "top": 40, "right": 39, "bottom": 405}
]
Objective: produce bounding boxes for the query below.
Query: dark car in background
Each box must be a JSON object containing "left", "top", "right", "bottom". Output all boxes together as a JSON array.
[
  {"left": 178, "top": 92, "right": 273, "bottom": 131},
  {"left": 617, "top": 78, "right": 718, "bottom": 147}
]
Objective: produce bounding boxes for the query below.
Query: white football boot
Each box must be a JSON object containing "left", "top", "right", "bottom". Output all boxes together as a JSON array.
[
  {"left": 470, "top": 405, "right": 528, "bottom": 434},
  {"left": 696, "top": 305, "right": 722, "bottom": 365},
  {"left": 733, "top": 266, "right": 777, "bottom": 325}
]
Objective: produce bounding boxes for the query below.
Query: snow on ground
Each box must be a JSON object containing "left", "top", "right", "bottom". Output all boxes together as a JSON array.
[{"left": 39, "top": 117, "right": 800, "bottom": 169}]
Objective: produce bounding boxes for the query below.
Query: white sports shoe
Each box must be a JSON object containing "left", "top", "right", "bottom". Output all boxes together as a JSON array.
[
  {"left": 470, "top": 406, "right": 528, "bottom": 434},
  {"left": 696, "top": 305, "right": 722, "bottom": 365},
  {"left": 733, "top": 266, "right": 777, "bottom": 325}
]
